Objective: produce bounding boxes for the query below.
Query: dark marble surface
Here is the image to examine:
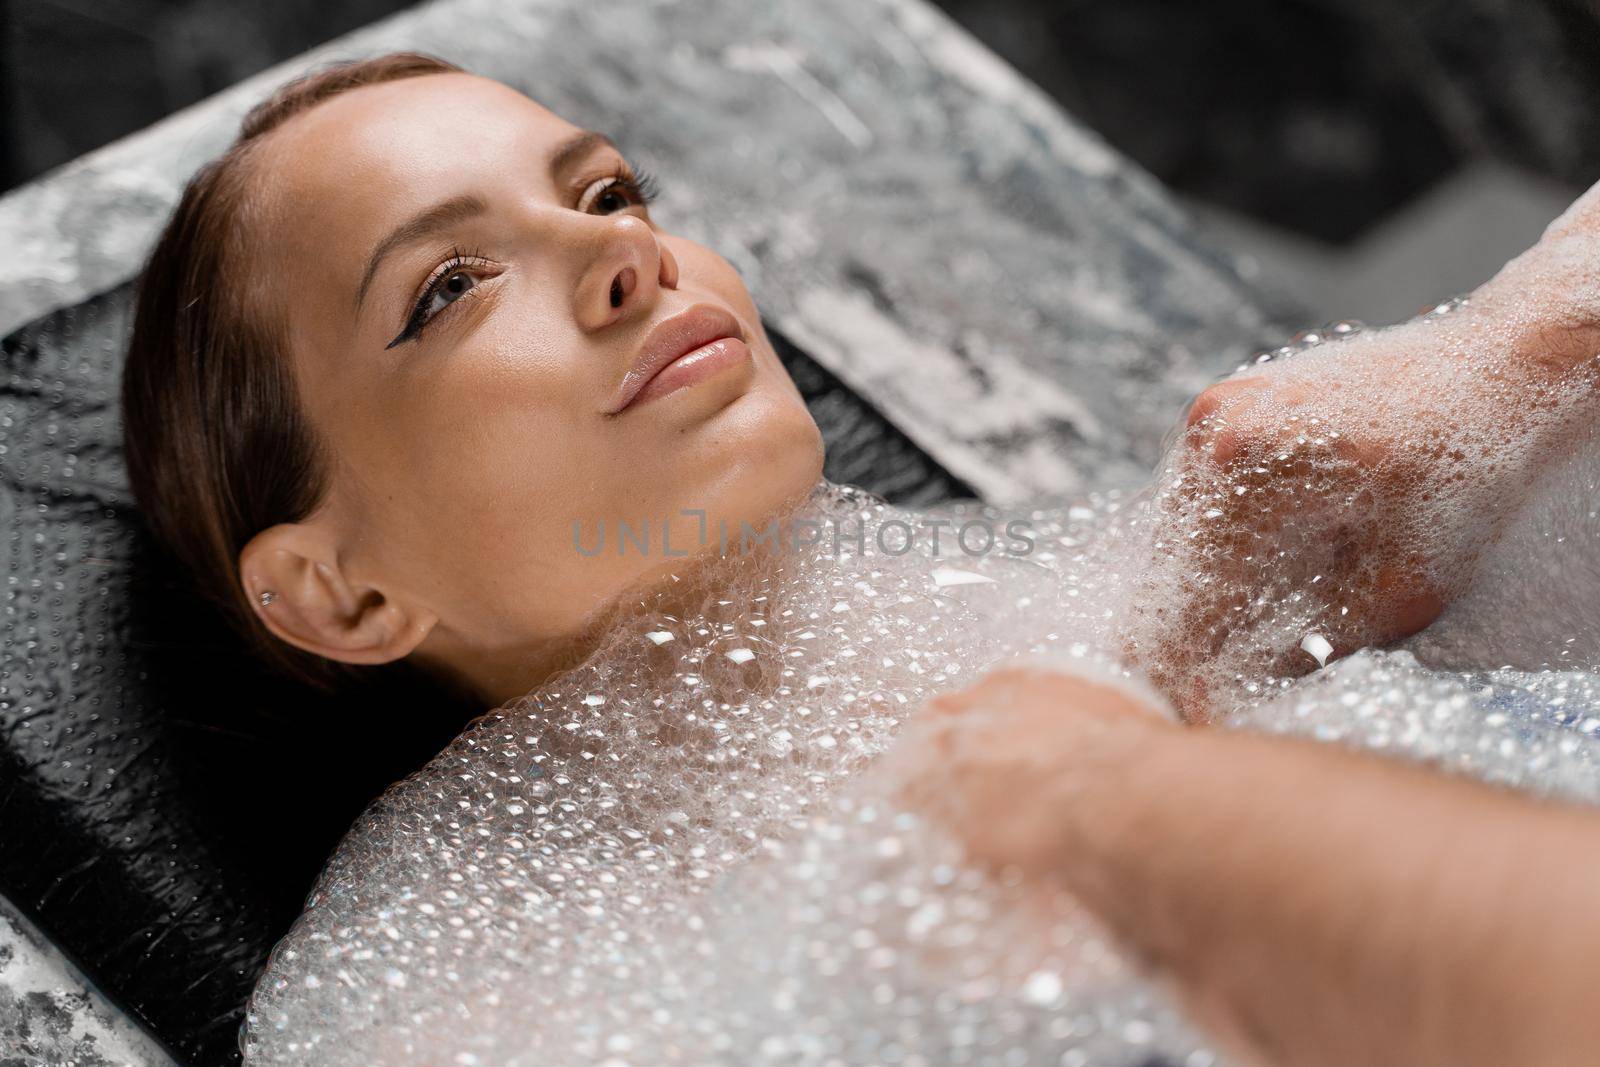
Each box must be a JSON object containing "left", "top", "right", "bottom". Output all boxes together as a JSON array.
[
  {"left": 0, "top": 0, "right": 417, "bottom": 191},
  {"left": 9, "top": 0, "right": 1600, "bottom": 243},
  {"left": 0, "top": 895, "right": 175, "bottom": 1066},
  {"left": 0, "top": 0, "right": 1295, "bottom": 501}
]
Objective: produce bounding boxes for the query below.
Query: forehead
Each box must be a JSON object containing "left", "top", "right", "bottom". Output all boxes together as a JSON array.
[{"left": 255, "top": 72, "right": 583, "bottom": 260}]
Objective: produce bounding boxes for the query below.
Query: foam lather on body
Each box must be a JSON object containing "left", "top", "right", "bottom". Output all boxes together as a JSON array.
[
  {"left": 245, "top": 262, "right": 1600, "bottom": 1063},
  {"left": 245, "top": 482, "right": 1204, "bottom": 1064},
  {"left": 1118, "top": 212, "right": 1600, "bottom": 713}
]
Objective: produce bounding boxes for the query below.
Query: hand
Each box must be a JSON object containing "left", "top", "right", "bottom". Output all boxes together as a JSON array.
[
  {"left": 878, "top": 661, "right": 1177, "bottom": 881},
  {"left": 1126, "top": 354, "right": 1452, "bottom": 721},
  {"left": 1124, "top": 242, "right": 1600, "bottom": 721}
]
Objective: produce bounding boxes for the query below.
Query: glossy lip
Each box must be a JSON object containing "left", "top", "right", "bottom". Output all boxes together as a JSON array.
[{"left": 607, "top": 303, "right": 747, "bottom": 414}]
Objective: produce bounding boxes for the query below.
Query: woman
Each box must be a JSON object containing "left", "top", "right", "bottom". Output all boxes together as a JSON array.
[
  {"left": 125, "top": 52, "right": 1600, "bottom": 1066},
  {"left": 122, "top": 52, "right": 826, "bottom": 713},
  {"left": 122, "top": 47, "right": 1600, "bottom": 721}
]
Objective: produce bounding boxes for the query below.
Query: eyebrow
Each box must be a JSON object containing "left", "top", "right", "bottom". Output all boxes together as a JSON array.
[{"left": 353, "top": 129, "right": 619, "bottom": 313}]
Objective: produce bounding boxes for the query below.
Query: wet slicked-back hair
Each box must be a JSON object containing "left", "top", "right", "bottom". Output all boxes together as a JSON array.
[{"left": 122, "top": 52, "right": 464, "bottom": 691}]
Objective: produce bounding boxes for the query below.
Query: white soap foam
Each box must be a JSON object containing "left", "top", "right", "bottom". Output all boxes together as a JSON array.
[
  {"left": 1118, "top": 280, "right": 1600, "bottom": 716},
  {"left": 243, "top": 266, "right": 1600, "bottom": 1064}
]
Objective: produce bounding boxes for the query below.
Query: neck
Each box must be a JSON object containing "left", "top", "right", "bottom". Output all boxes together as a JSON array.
[{"left": 438, "top": 530, "right": 802, "bottom": 712}]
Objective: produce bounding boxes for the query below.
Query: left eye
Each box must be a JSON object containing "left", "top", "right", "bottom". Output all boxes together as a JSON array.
[{"left": 580, "top": 176, "right": 645, "bottom": 215}]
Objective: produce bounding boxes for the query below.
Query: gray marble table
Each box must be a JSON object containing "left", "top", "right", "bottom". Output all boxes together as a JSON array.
[
  {"left": 0, "top": 0, "right": 1294, "bottom": 505},
  {"left": 0, "top": 895, "right": 177, "bottom": 1066}
]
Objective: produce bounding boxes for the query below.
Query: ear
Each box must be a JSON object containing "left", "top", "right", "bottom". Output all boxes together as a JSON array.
[{"left": 238, "top": 523, "right": 437, "bottom": 666}]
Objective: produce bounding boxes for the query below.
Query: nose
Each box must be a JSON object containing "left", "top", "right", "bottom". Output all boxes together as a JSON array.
[{"left": 572, "top": 213, "right": 679, "bottom": 332}]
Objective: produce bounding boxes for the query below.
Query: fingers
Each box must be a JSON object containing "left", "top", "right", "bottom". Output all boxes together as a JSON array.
[
  {"left": 926, "top": 662, "right": 1173, "bottom": 726},
  {"left": 885, "top": 662, "right": 1185, "bottom": 883},
  {"left": 1373, "top": 562, "right": 1447, "bottom": 642},
  {"left": 1184, "top": 375, "right": 1325, "bottom": 467},
  {"left": 1171, "top": 674, "right": 1214, "bottom": 725},
  {"left": 1185, "top": 377, "right": 1267, "bottom": 466},
  {"left": 1157, "top": 367, "right": 1428, "bottom": 705}
]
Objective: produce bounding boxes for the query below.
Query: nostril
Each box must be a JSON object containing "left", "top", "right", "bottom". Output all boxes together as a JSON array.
[{"left": 610, "top": 266, "right": 636, "bottom": 309}]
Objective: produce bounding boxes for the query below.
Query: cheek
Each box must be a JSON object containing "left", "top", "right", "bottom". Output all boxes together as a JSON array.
[
  {"left": 346, "top": 335, "right": 605, "bottom": 543},
  {"left": 667, "top": 237, "right": 762, "bottom": 322}
]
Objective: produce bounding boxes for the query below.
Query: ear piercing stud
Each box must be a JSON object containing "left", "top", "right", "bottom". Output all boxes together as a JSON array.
[{"left": 259, "top": 590, "right": 279, "bottom": 607}]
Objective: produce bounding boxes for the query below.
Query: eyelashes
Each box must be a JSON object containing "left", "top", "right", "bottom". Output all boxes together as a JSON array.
[
  {"left": 386, "top": 161, "right": 664, "bottom": 349},
  {"left": 592, "top": 161, "right": 661, "bottom": 212},
  {"left": 386, "top": 245, "right": 493, "bottom": 350}
]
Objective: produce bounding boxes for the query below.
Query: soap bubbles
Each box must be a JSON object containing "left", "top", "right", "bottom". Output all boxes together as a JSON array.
[
  {"left": 244, "top": 288, "right": 1600, "bottom": 1064},
  {"left": 1123, "top": 267, "right": 1600, "bottom": 721},
  {"left": 241, "top": 482, "right": 1219, "bottom": 1064}
]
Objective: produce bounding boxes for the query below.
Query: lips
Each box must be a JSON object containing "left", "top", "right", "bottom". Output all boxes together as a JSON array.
[{"left": 608, "top": 304, "right": 747, "bottom": 414}]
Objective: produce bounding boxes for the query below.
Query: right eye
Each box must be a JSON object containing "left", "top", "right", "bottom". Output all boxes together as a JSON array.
[
  {"left": 421, "top": 266, "right": 483, "bottom": 320},
  {"left": 388, "top": 256, "right": 495, "bottom": 349}
]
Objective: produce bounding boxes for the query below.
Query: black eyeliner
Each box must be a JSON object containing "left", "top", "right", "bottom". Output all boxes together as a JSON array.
[
  {"left": 386, "top": 245, "right": 481, "bottom": 349},
  {"left": 383, "top": 168, "right": 663, "bottom": 351},
  {"left": 385, "top": 295, "right": 430, "bottom": 349}
]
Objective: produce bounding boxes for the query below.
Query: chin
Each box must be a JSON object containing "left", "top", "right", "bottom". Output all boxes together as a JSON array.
[
  {"left": 690, "top": 387, "right": 823, "bottom": 531},
  {"left": 742, "top": 394, "right": 825, "bottom": 501}
]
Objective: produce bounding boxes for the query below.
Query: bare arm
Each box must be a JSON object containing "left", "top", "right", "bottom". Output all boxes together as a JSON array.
[
  {"left": 886, "top": 665, "right": 1600, "bottom": 1067},
  {"left": 1128, "top": 219, "right": 1600, "bottom": 721}
]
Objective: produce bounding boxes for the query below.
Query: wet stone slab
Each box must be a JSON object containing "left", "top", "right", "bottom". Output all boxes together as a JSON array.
[
  {"left": 0, "top": 893, "right": 176, "bottom": 1067},
  {"left": 0, "top": 0, "right": 1295, "bottom": 504}
]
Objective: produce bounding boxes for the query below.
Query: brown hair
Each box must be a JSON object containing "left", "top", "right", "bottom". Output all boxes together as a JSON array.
[{"left": 121, "top": 52, "right": 464, "bottom": 691}]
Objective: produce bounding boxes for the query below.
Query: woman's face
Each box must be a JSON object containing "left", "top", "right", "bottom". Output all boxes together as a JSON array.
[{"left": 239, "top": 72, "right": 824, "bottom": 705}]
